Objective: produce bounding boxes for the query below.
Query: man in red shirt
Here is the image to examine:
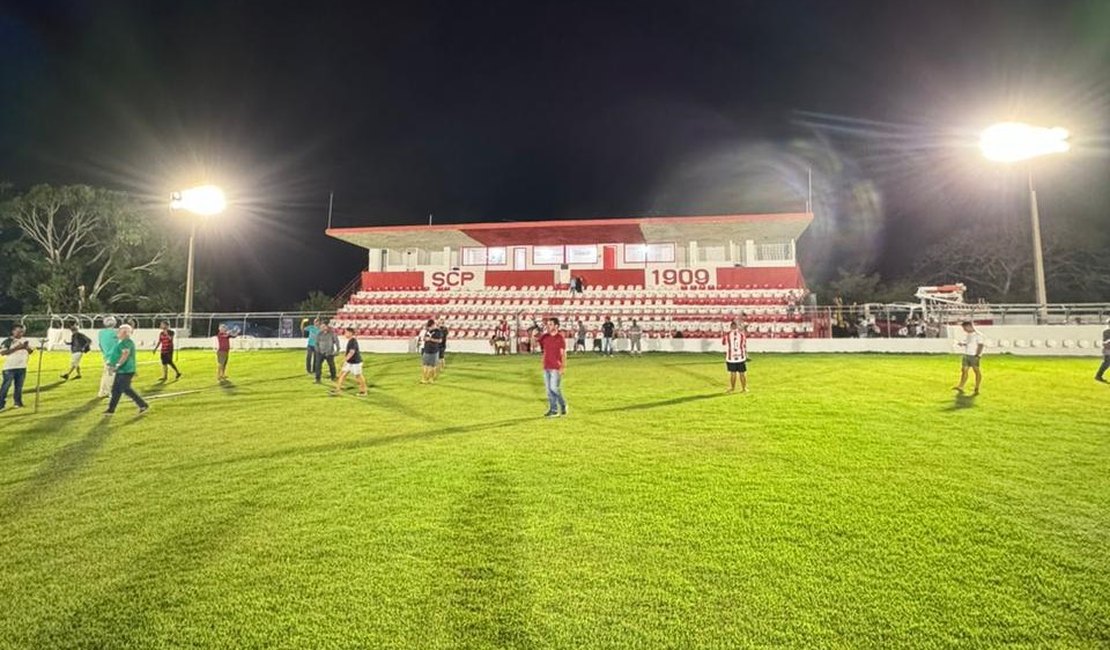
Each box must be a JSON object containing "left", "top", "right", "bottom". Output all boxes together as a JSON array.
[
  {"left": 152, "top": 321, "right": 181, "bottom": 382},
  {"left": 722, "top": 319, "right": 749, "bottom": 393},
  {"left": 215, "top": 324, "right": 237, "bottom": 382},
  {"left": 532, "top": 317, "right": 568, "bottom": 418}
]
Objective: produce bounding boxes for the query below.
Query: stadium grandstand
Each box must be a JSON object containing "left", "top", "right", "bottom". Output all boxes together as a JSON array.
[{"left": 327, "top": 212, "right": 814, "bottom": 351}]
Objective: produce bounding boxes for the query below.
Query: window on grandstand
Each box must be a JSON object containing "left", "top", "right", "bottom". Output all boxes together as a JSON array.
[
  {"left": 487, "top": 247, "right": 507, "bottom": 265},
  {"left": 532, "top": 245, "right": 565, "bottom": 265},
  {"left": 756, "top": 241, "right": 793, "bottom": 262},
  {"left": 461, "top": 247, "right": 488, "bottom": 266},
  {"left": 626, "top": 243, "right": 676, "bottom": 263},
  {"left": 565, "top": 245, "right": 598, "bottom": 264}
]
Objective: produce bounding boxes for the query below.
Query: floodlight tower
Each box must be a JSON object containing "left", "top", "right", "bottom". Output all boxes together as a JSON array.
[
  {"left": 170, "top": 185, "right": 226, "bottom": 329},
  {"left": 979, "top": 122, "right": 1069, "bottom": 320}
]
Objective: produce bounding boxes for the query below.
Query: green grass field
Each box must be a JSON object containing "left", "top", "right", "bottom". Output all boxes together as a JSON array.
[{"left": 1, "top": 350, "right": 1107, "bottom": 648}]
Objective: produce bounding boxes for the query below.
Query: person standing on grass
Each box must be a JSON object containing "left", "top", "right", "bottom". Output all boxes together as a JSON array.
[
  {"left": 722, "top": 320, "right": 749, "bottom": 393},
  {"left": 153, "top": 321, "right": 181, "bottom": 382},
  {"left": 103, "top": 325, "right": 149, "bottom": 415},
  {"left": 215, "top": 324, "right": 237, "bottom": 382},
  {"left": 419, "top": 319, "right": 442, "bottom": 384},
  {"left": 0, "top": 325, "right": 34, "bottom": 410},
  {"left": 314, "top": 322, "right": 340, "bottom": 384},
  {"left": 436, "top": 317, "right": 449, "bottom": 374},
  {"left": 1096, "top": 319, "right": 1110, "bottom": 382},
  {"left": 628, "top": 319, "right": 643, "bottom": 356},
  {"left": 601, "top": 317, "right": 615, "bottom": 356},
  {"left": 953, "top": 321, "right": 984, "bottom": 395},
  {"left": 532, "top": 317, "right": 568, "bottom": 418},
  {"left": 574, "top": 319, "right": 587, "bottom": 353},
  {"left": 302, "top": 317, "right": 321, "bottom": 375},
  {"left": 333, "top": 327, "right": 368, "bottom": 396},
  {"left": 60, "top": 324, "right": 92, "bottom": 380},
  {"left": 97, "top": 316, "right": 119, "bottom": 398}
]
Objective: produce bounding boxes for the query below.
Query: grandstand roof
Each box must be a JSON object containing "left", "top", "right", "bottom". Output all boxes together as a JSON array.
[{"left": 326, "top": 212, "right": 813, "bottom": 250}]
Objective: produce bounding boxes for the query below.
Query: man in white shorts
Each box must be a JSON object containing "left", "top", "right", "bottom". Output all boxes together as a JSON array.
[
  {"left": 953, "top": 320, "right": 984, "bottom": 395},
  {"left": 722, "top": 319, "right": 749, "bottom": 393},
  {"left": 334, "top": 327, "right": 367, "bottom": 396},
  {"left": 61, "top": 323, "right": 92, "bottom": 380},
  {"left": 97, "top": 316, "right": 119, "bottom": 398}
]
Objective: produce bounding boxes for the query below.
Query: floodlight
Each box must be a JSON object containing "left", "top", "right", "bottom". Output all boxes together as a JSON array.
[
  {"left": 979, "top": 122, "right": 1070, "bottom": 163},
  {"left": 170, "top": 185, "right": 227, "bottom": 216}
]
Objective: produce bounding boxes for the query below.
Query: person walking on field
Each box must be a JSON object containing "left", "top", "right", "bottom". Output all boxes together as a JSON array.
[
  {"left": 215, "top": 324, "right": 237, "bottom": 382},
  {"left": 153, "top": 321, "right": 181, "bottom": 381},
  {"left": 0, "top": 325, "right": 35, "bottom": 410},
  {"left": 722, "top": 320, "right": 749, "bottom": 393},
  {"left": 628, "top": 319, "right": 643, "bottom": 355},
  {"left": 574, "top": 319, "right": 587, "bottom": 353},
  {"left": 103, "top": 325, "right": 149, "bottom": 415},
  {"left": 532, "top": 317, "right": 568, "bottom": 418},
  {"left": 333, "top": 327, "right": 368, "bottom": 396},
  {"left": 436, "top": 317, "right": 449, "bottom": 374},
  {"left": 953, "top": 321, "right": 984, "bottom": 395},
  {"left": 302, "top": 318, "right": 321, "bottom": 375},
  {"left": 97, "top": 316, "right": 119, "bottom": 398},
  {"left": 601, "top": 317, "right": 615, "bottom": 357},
  {"left": 418, "top": 319, "right": 442, "bottom": 384},
  {"left": 314, "top": 322, "right": 340, "bottom": 384},
  {"left": 60, "top": 324, "right": 92, "bottom": 380},
  {"left": 1096, "top": 318, "right": 1110, "bottom": 382}
]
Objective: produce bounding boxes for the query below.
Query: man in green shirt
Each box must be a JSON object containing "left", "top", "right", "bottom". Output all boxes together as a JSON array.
[
  {"left": 104, "top": 324, "right": 149, "bottom": 415},
  {"left": 97, "top": 316, "right": 118, "bottom": 398}
]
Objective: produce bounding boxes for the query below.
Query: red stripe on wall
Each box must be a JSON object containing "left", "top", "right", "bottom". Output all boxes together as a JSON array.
[
  {"left": 485, "top": 270, "right": 556, "bottom": 287},
  {"left": 715, "top": 266, "right": 805, "bottom": 288},
  {"left": 361, "top": 271, "right": 426, "bottom": 290},
  {"left": 577, "top": 268, "right": 646, "bottom": 287}
]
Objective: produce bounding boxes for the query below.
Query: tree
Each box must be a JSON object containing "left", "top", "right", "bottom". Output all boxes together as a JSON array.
[
  {"left": 0, "top": 184, "right": 187, "bottom": 313},
  {"left": 295, "top": 290, "right": 337, "bottom": 313}
]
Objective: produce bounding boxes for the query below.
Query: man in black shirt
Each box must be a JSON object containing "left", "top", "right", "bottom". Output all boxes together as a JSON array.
[
  {"left": 601, "top": 317, "right": 615, "bottom": 357},
  {"left": 333, "top": 327, "right": 367, "bottom": 396},
  {"left": 419, "top": 319, "right": 442, "bottom": 384},
  {"left": 61, "top": 324, "right": 92, "bottom": 380}
]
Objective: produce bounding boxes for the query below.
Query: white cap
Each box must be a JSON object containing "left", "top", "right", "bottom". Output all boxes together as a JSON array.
[{"left": 103, "top": 316, "right": 117, "bottom": 327}]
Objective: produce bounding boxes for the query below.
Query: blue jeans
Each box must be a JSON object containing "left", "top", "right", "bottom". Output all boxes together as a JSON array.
[
  {"left": 1098, "top": 355, "right": 1110, "bottom": 380},
  {"left": 0, "top": 368, "right": 27, "bottom": 408},
  {"left": 602, "top": 337, "right": 613, "bottom": 355},
  {"left": 543, "top": 369, "right": 567, "bottom": 414},
  {"left": 107, "top": 372, "right": 148, "bottom": 412},
  {"left": 306, "top": 346, "right": 317, "bottom": 373}
]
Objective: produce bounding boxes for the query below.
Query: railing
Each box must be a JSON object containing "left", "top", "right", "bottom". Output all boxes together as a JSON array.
[{"left": 0, "top": 303, "right": 1106, "bottom": 341}]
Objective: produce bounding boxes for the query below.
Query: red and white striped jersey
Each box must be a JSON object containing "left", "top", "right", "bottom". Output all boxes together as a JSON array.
[{"left": 722, "top": 330, "right": 747, "bottom": 363}]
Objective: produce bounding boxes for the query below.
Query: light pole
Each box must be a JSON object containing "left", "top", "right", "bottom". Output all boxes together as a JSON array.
[
  {"left": 170, "top": 185, "right": 226, "bottom": 331},
  {"left": 979, "top": 122, "right": 1069, "bottom": 320}
]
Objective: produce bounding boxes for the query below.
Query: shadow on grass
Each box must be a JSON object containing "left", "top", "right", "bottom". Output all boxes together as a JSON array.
[
  {"left": 447, "top": 461, "right": 534, "bottom": 647},
  {"left": 28, "top": 379, "right": 68, "bottom": 395},
  {"left": 170, "top": 415, "right": 539, "bottom": 472},
  {"left": 1, "top": 417, "right": 113, "bottom": 515},
  {"left": 0, "top": 397, "right": 105, "bottom": 461},
  {"left": 29, "top": 500, "right": 251, "bottom": 648},
  {"left": 592, "top": 392, "right": 726, "bottom": 414},
  {"left": 942, "top": 392, "right": 978, "bottom": 411},
  {"left": 330, "top": 385, "right": 443, "bottom": 424},
  {"left": 434, "top": 382, "right": 534, "bottom": 404}
]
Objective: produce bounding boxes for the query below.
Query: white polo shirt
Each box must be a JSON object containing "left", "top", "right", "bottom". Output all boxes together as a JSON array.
[
  {"left": 1, "top": 337, "right": 33, "bottom": 370},
  {"left": 962, "top": 331, "right": 984, "bottom": 357}
]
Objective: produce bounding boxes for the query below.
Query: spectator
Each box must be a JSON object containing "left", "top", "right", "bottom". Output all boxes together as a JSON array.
[
  {"left": 1097, "top": 319, "right": 1110, "bottom": 383},
  {"left": 97, "top": 316, "right": 119, "bottom": 398},
  {"left": 574, "top": 319, "right": 587, "bottom": 353},
  {"left": 334, "top": 327, "right": 368, "bottom": 396},
  {"left": 953, "top": 321, "right": 985, "bottom": 395},
  {"left": 301, "top": 317, "right": 321, "bottom": 375},
  {"left": 61, "top": 324, "right": 92, "bottom": 380},
  {"left": 628, "top": 319, "right": 643, "bottom": 355},
  {"left": 0, "top": 325, "right": 34, "bottom": 410},
  {"left": 215, "top": 324, "right": 237, "bottom": 382},
  {"left": 103, "top": 324, "right": 149, "bottom": 415},
  {"left": 532, "top": 317, "right": 568, "bottom": 418},
  {"left": 152, "top": 321, "right": 181, "bottom": 382},
  {"left": 314, "top": 322, "right": 340, "bottom": 384},
  {"left": 418, "top": 319, "right": 442, "bottom": 384},
  {"left": 601, "top": 317, "right": 615, "bottom": 356}
]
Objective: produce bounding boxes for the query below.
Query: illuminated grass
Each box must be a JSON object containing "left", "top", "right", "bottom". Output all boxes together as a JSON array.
[{"left": 0, "top": 350, "right": 1107, "bottom": 648}]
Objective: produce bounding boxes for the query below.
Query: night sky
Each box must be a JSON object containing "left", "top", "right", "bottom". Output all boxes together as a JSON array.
[{"left": 2, "top": 0, "right": 1108, "bottom": 309}]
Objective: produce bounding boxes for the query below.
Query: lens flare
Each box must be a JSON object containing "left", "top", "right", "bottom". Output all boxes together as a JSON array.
[
  {"left": 979, "top": 122, "right": 1070, "bottom": 163},
  {"left": 170, "top": 185, "right": 227, "bottom": 216}
]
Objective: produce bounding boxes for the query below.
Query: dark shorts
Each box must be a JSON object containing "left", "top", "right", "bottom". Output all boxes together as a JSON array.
[
  {"left": 421, "top": 352, "right": 438, "bottom": 367},
  {"left": 726, "top": 361, "right": 747, "bottom": 373},
  {"left": 962, "top": 355, "right": 980, "bottom": 369},
  {"left": 160, "top": 351, "right": 174, "bottom": 365},
  {"left": 438, "top": 347, "right": 446, "bottom": 359},
  {"left": 217, "top": 351, "right": 229, "bottom": 366}
]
